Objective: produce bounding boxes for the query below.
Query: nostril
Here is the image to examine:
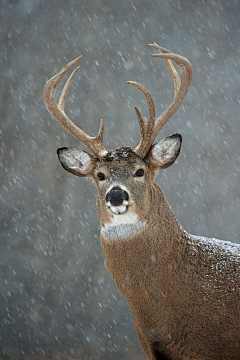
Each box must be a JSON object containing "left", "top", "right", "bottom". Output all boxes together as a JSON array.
[{"left": 121, "top": 191, "right": 129, "bottom": 201}]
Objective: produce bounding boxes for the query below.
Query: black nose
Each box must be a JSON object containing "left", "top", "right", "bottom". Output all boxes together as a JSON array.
[{"left": 106, "top": 186, "right": 129, "bottom": 206}]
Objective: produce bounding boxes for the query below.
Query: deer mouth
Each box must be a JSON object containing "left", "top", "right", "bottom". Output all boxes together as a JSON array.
[{"left": 107, "top": 202, "right": 129, "bottom": 215}]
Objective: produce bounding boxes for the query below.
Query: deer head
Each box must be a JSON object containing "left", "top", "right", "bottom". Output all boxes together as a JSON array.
[{"left": 43, "top": 43, "right": 192, "bottom": 227}]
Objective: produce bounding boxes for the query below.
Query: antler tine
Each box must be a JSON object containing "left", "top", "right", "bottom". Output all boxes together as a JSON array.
[
  {"left": 126, "top": 81, "right": 155, "bottom": 158},
  {"left": 149, "top": 43, "right": 193, "bottom": 143},
  {"left": 133, "top": 106, "right": 145, "bottom": 136},
  {"left": 58, "top": 66, "right": 80, "bottom": 113},
  {"left": 43, "top": 56, "right": 108, "bottom": 159},
  {"left": 150, "top": 43, "right": 181, "bottom": 97}
]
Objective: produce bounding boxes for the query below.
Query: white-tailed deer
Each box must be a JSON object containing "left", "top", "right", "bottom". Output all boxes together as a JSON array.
[{"left": 43, "top": 43, "right": 240, "bottom": 360}]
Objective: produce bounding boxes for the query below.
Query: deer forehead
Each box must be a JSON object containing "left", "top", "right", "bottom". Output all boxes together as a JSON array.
[{"left": 95, "top": 147, "right": 148, "bottom": 176}]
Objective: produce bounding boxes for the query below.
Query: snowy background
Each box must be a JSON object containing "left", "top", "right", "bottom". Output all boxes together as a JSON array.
[{"left": 1, "top": 0, "right": 240, "bottom": 359}]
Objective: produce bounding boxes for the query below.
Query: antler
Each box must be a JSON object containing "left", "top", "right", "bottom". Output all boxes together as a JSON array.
[
  {"left": 126, "top": 82, "right": 156, "bottom": 160},
  {"left": 43, "top": 57, "right": 108, "bottom": 159},
  {"left": 128, "top": 43, "right": 193, "bottom": 158}
]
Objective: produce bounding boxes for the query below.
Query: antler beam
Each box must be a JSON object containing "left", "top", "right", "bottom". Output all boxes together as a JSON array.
[
  {"left": 43, "top": 57, "right": 108, "bottom": 159},
  {"left": 128, "top": 43, "right": 193, "bottom": 158}
]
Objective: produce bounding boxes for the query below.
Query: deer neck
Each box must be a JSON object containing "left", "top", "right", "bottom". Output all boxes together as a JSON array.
[{"left": 100, "top": 184, "right": 186, "bottom": 298}]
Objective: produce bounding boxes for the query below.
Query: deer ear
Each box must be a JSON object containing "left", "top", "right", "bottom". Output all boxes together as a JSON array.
[
  {"left": 57, "top": 147, "right": 96, "bottom": 177},
  {"left": 149, "top": 134, "right": 182, "bottom": 169}
]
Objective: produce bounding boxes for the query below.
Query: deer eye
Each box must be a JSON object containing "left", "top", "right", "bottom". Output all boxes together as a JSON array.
[
  {"left": 134, "top": 169, "right": 144, "bottom": 177},
  {"left": 97, "top": 173, "right": 106, "bottom": 181}
]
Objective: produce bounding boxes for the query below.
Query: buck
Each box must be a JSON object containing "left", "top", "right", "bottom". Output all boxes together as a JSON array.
[{"left": 43, "top": 43, "right": 240, "bottom": 360}]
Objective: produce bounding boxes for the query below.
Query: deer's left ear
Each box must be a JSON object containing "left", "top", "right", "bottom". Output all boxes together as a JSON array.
[{"left": 148, "top": 134, "right": 182, "bottom": 169}]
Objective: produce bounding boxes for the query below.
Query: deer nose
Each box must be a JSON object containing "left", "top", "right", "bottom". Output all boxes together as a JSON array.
[{"left": 106, "top": 186, "right": 129, "bottom": 206}]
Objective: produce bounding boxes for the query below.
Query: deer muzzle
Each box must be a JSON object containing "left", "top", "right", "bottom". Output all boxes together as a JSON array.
[{"left": 106, "top": 186, "right": 129, "bottom": 214}]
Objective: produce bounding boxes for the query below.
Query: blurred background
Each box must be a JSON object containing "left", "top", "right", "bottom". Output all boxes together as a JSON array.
[{"left": 1, "top": 0, "right": 240, "bottom": 359}]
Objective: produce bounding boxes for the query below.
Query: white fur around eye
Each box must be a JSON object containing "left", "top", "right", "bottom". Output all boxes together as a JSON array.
[{"left": 60, "top": 149, "right": 93, "bottom": 174}]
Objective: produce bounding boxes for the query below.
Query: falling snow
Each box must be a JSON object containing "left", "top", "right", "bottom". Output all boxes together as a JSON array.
[{"left": 1, "top": 0, "right": 240, "bottom": 359}]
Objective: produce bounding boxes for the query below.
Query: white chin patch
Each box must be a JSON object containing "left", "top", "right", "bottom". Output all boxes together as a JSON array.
[
  {"left": 105, "top": 204, "right": 139, "bottom": 227},
  {"left": 109, "top": 205, "right": 128, "bottom": 214}
]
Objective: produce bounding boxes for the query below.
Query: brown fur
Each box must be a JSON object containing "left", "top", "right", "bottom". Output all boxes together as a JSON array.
[{"left": 101, "top": 184, "right": 240, "bottom": 360}]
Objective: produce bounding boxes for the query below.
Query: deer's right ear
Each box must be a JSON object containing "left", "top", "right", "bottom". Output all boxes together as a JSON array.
[{"left": 57, "top": 147, "right": 96, "bottom": 177}]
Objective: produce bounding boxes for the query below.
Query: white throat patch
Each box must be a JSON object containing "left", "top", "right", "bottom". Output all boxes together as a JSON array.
[{"left": 101, "top": 221, "right": 146, "bottom": 241}]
